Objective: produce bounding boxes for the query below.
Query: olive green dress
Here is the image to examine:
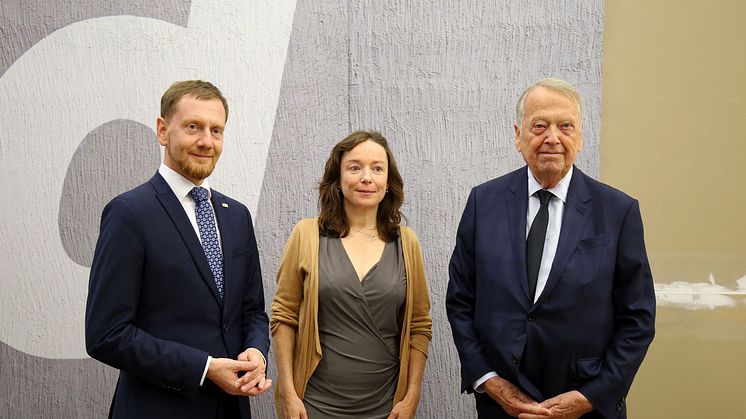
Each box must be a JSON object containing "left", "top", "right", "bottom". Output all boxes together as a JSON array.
[{"left": 303, "top": 235, "right": 406, "bottom": 419}]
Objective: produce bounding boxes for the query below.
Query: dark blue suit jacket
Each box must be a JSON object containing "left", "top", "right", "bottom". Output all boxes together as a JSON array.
[
  {"left": 86, "top": 172, "right": 270, "bottom": 419},
  {"left": 446, "top": 166, "right": 655, "bottom": 418}
]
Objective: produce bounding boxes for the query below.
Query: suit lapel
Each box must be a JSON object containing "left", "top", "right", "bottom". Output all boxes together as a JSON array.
[
  {"left": 535, "top": 168, "right": 592, "bottom": 305},
  {"left": 211, "top": 191, "right": 234, "bottom": 316},
  {"left": 507, "top": 167, "right": 531, "bottom": 300},
  {"left": 506, "top": 168, "right": 542, "bottom": 398},
  {"left": 150, "top": 173, "right": 223, "bottom": 306}
]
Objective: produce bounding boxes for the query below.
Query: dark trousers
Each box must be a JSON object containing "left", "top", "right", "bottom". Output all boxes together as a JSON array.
[
  {"left": 474, "top": 392, "right": 512, "bottom": 419},
  {"left": 217, "top": 395, "right": 242, "bottom": 419}
]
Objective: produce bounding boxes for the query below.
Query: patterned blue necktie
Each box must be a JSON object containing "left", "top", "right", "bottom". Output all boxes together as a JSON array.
[{"left": 189, "top": 187, "right": 224, "bottom": 299}]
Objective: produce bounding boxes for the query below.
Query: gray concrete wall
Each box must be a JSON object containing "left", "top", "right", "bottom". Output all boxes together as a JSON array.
[{"left": 0, "top": 1, "right": 603, "bottom": 417}]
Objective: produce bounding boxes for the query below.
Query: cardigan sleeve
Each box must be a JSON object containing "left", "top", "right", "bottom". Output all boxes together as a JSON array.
[
  {"left": 402, "top": 227, "right": 433, "bottom": 356},
  {"left": 270, "top": 221, "right": 305, "bottom": 335}
]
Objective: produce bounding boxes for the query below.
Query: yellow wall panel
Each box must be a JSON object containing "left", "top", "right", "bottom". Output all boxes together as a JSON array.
[{"left": 602, "top": 1, "right": 746, "bottom": 417}]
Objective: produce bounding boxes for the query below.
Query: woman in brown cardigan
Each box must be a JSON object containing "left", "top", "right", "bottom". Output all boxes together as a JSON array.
[{"left": 270, "top": 131, "right": 432, "bottom": 419}]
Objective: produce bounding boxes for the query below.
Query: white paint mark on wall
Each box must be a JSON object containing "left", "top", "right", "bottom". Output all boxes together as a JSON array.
[
  {"left": 655, "top": 274, "right": 746, "bottom": 310},
  {"left": 0, "top": 0, "right": 296, "bottom": 359}
]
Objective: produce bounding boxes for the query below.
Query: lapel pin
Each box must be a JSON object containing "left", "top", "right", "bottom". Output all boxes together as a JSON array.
[{"left": 221, "top": 203, "right": 229, "bottom": 208}]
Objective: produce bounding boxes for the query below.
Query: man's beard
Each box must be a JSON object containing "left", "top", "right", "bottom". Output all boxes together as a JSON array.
[
  {"left": 168, "top": 146, "right": 217, "bottom": 181},
  {"left": 182, "top": 158, "right": 216, "bottom": 181}
]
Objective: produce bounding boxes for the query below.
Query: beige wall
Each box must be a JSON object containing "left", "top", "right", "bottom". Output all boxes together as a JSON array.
[{"left": 602, "top": 1, "right": 746, "bottom": 417}]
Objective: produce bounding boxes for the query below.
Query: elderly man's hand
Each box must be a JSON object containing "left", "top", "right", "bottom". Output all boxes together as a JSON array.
[
  {"left": 517, "top": 390, "right": 593, "bottom": 419},
  {"left": 483, "top": 377, "right": 552, "bottom": 418}
]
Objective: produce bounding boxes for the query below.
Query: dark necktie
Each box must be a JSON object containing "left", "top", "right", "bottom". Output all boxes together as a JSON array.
[
  {"left": 526, "top": 189, "right": 552, "bottom": 301},
  {"left": 189, "top": 187, "right": 224, "bottom": 299}
]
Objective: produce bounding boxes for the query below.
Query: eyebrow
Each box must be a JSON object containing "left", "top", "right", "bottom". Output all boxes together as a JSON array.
[{"left": 344, "top": 158, "right": 387, "bottom": 164}]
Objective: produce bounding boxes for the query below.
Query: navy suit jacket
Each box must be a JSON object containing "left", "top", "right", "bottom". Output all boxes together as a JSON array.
[
  {"left": 86, "top": 172, "right": 270, "bottom": 419},
  {"left": 446, "top": 166, "right": 655, "bottom": 418}
]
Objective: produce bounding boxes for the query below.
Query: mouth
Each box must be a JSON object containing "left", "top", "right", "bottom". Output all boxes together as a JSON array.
[
  {"left": 190, "top": 153, "right": 214, "bottom": 160},
  {"left": 355, "top": 189, "right": 377, "bottom": 194}
]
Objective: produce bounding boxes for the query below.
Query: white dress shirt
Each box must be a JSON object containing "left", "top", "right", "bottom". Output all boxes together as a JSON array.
[
  {"left": 473, "top": 166, "right": 574, "bottom": 392},
  {"left": 526, "top": 166, "right": 572, "bottom": 303},
  {"left": 158, "top": 163, "right": 221, "bottom": 249}
]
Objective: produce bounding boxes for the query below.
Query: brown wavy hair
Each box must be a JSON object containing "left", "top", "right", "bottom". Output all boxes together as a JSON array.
[{"left": 318, "top": 131, "right": 404, "bottom": 242}]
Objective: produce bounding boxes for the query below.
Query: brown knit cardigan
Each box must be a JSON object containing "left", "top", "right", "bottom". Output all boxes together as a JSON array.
[{"left": 270, "top": 218, "right": 432, "bottom": 406}]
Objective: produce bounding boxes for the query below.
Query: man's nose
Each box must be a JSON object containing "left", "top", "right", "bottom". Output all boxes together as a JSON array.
[
  {"left": 196, "top": 129, "right": 214, "bottom": 148},
  {"left": 544, "top": 125, "right": 561, "bottom": 143}
]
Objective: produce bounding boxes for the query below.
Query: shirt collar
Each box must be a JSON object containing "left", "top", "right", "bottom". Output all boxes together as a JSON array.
[
  {"left": 158, "top": 163, "right": 212, "bottom": 201},
  {"left": 527, "top": 165, "right": 573, "bottom": 204}
]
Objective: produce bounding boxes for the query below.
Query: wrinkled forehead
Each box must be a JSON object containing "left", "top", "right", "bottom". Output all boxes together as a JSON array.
[{"left": 524, "top": 87, "right": 582, "bottom": 121}]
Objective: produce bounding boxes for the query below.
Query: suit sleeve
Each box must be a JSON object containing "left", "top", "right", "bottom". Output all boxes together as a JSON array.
[
  {"left": 85, "top": 197, "right": 208, "bottom": 398},
  {"left": 578, "top": 200, "right": 656, "bottom": 418},
  {"left": 446, "top": 188, "right": 496, "bottom": 393},
  {"left": 240, "top": 206, "right": 271, "bottom": 359}
]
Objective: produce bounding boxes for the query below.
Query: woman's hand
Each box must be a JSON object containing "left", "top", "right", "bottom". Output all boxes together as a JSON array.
[
  {"left": 387, "top": 396, "right": 419, "bottom": 419},
  {"left": 388, "top": 347, "right": 427, "bottom": 419},
  {"left": 277, "top": 390, "right": 308, "bottom": 419},
  {"left": 273, "top": 323, "right": 306, "bottom": 418}
]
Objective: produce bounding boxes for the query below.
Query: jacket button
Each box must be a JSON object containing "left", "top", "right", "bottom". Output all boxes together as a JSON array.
[
  {"left": 527, "top": 313, "right": 536, "bottom": 322},
  {"left": 223, "top": 324, "right": 229, "bottom": 332},
  {"left": 512, "top": 356, "right": 521, "bottom": 364}
]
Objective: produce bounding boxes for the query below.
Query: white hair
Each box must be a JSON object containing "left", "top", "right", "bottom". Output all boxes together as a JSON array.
[{"left": 515, "top": 78, "right": 583, "bottom": 126}]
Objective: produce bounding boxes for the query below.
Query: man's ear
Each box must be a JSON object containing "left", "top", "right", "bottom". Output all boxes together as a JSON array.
[
  {"left": 156, "top": 116, "right": 168, "bottom": 146},
  {"left": 514, "top": 123, "right": 521, "bottom": 151}
]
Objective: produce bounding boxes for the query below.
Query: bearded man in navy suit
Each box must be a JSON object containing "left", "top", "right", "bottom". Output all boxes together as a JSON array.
[
  {"left": 86, "top": 80, "right": 271, "bottom": 418},
  {"left": 446, "top": 78, "right": 655, "bottom": 418}
]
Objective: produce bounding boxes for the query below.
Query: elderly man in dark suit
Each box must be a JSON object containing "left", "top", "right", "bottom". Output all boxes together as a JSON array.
[
  {"left": 86, "top": 80, "right": 271, "bottom": 419},
  {"left": 446, "top": 78, "right": 655, "bottom": 418}
]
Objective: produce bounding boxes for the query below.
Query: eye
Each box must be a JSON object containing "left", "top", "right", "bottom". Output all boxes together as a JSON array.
[
  {"left": 372, "top": 165, "right": 385, "bottom": 174},
  {"left": 348, "top": 165, "right": 361, "bottom": 173},
  {"left": 211, "top": 127, "right": 223, "bottom": 137},
  {"left": 186, "top": 123, "right": 198, "bottom": 131},
  {"left": 531, "top": 122, "right": 547, "bottom": 134},
  {"left": 560, "top": 122, "right": 575, "bottom": 131}
]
